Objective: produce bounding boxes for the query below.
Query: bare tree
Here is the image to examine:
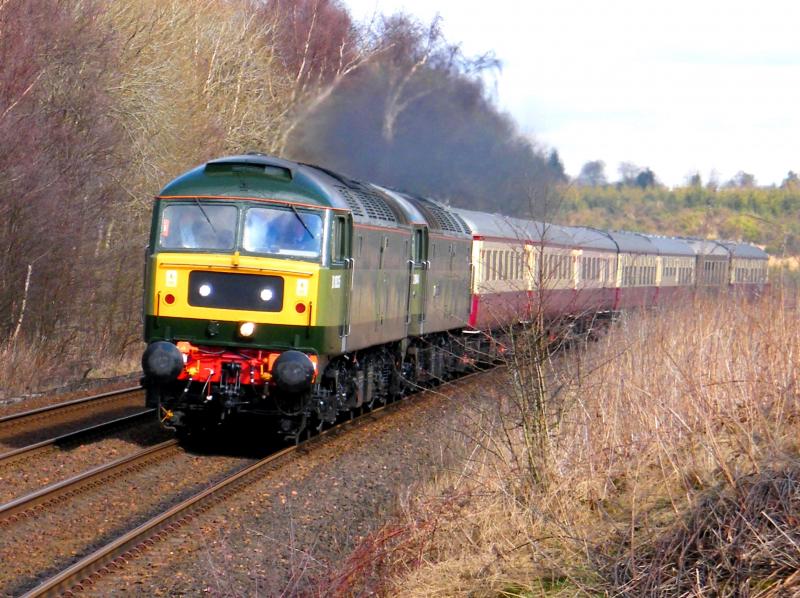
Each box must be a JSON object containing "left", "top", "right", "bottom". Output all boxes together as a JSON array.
[
  {"left": 376, "top": 14, "right": 499, "bottom": 142},
  {"left": 265, "top": 0, "right": 378, "bottom": 154}
]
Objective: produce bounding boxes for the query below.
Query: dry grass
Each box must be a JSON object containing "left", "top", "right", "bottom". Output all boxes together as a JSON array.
[
  {"left": 326, "top": 291, "right": 800, "bottom": 596},
  {"left": 0, "top": 336, "right": 142, "bottom": 400}
]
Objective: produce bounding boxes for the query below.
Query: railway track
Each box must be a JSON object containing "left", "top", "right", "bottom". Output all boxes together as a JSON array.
[
  {"left": 0, "top": 409, "right": 154, "bottom": 470},
  {"left": 16, "top": 371, "right": 485, "bottom": 597},
  {"left": 0, "top": 386, "right": 143, "bottom": 431},
  {"left": 0, "top": 386, "right": 146, "bottom": 450},
  {"left": 1, "top": 370, "right": 487, "bottom": 596},
  {"left": 0, "top": 439, "right": 180, "bottom": 526},
  {"left": 0, "top": 430, "right": 255, "bottom": 597}
]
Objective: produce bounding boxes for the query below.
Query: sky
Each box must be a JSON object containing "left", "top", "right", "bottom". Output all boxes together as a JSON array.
[{"left": 343, "top": 0, "right": 800, "bottom": 187}]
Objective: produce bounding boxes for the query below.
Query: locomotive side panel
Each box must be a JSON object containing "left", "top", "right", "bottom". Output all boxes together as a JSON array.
[
  {"left": 344, "top": 224, "right": 413, "bottom": 352},
  {"left": 422, "top": 235, "right": 473, "bottom": 333}
]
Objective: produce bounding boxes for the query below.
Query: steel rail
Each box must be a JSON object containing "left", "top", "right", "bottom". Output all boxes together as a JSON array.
[
  {"left": 20, "top": 408, "right": 409, "bottom": 597},
  {"left": 0, "top": 439, "right": 180, "bottom": 526},
  {"left": 0, "top": 386, "right": 143, "bottom": 430},
  {"left": 22, "top": 370, "right": 489, "bottom": 597},
  {"left": 0, "top": 410, "right": 155, "bottom": 469},
  {"left": 21, "top": 442, "right": 296, "bottom": 597}
]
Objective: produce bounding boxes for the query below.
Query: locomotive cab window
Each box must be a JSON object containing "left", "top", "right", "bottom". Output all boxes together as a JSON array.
[
  {"left": 243, "top": 206, "right": 323, "bottom": 260},
  {"left": 159, "top": 203, "right": 237, "bottom": 251}
]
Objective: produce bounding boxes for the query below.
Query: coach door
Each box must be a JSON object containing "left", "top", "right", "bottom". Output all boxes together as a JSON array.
[{"left": 406, "top": 227, "right": 428, "bottom": 336}]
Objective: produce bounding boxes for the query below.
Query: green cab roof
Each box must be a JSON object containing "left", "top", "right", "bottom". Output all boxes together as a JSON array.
[
  {"left": 157, "top": 153, "right": 470, "bottom": 237},
  {"left": 158, "top": 154, "right": 331, "bottom": 206}
]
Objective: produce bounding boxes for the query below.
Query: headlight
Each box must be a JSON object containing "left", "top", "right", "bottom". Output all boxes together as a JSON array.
[
  {"left": 199, "top": 283, "right": 212, "bottom": 297},
  {"left": 260, "top": 288, "right": 273, "bottom": 302},
  {"left": 238, "top": 321, "right": 256, "bottom": 337}
]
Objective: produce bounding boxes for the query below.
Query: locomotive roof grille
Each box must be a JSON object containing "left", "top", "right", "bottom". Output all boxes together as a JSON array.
[
  {"left": 425, "top": 204, "right": 469, "bottom": 233},
  {"left": 335, "top": 186, "right": 397, "bottom": 223},
  {"left": 420, "top": 202, "right": 470, "bottom": 234},
  {"left": 453, "top": 213, "right": 472, "bottom": 234}
]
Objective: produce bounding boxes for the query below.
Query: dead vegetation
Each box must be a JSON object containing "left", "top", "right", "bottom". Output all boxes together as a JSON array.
[{"left": 324, "top": 291, "right": 800, "bottom": 596}]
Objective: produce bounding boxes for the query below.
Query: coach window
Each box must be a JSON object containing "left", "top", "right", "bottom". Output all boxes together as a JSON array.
[{"left": 498, "top": 251, "right": 504, "bottom": 280}]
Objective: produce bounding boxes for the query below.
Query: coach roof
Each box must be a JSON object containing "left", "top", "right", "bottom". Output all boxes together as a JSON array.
[
  {"left": 564, "top": 226, "right": 619, "bottom": 252},
  {"left": 718, "top": 241, "right": 769, "bottom": 259},
  {"left": 452, "top": 209, "right": 576, "bottom": 247},
  {"left": 606, "top": 230, "right": 659, "bottom": 255},
  {"left": 684, "top": 238, "right": 731, "bottom": 257},
  {"left": 642, "top": 235, "right": 696, "bottom": 257}
]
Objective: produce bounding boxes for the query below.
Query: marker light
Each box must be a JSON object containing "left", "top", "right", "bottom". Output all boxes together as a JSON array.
[
  {"left": 238, "top": 321, "right": 256, "bottom": 337},
  {"left": 260, "top": 288, "right": 273, "bottom": 302},
  {"left": 164, "top": 294, "right": 175, "bottom": 304},
  {"left": 198, "top": 284, "right": 212, "bottom": 297},
  {"left": 295, "top": 302, "right": 306, "bottom": 314}
]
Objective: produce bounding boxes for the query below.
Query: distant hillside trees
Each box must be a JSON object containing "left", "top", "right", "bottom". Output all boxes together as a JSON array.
[
  {"left": 561, "top": 184, "right": 800, "bottom": 254},
  {"left": 577, "top": 161, "right": 607, "bottom": 187}
]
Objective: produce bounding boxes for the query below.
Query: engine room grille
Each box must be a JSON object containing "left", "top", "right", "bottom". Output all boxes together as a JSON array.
[
  {"left": 422, "top": 203, "right": 470, "bottom": 234},
  {"left": 335, "top": 186, "right": 397, "bottom": 223}
]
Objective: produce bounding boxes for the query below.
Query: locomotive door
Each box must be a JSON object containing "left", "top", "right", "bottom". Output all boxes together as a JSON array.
[
  {"left": 406, "top": 227, "right": 428, "bottom": 336},
  {"left": 333, "top": 213, "right": 353, "bottom": 350}
]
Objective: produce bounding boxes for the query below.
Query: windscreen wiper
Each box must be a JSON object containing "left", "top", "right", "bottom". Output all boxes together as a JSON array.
[
  {"left": 194, "top": 198, "right": 216, "bottom": 233},
  {"left": 290, "top": 204, "right": 315, "bottom": 238}
]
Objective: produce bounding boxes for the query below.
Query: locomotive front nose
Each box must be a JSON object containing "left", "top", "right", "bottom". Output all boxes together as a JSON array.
[
  {"left": 142, "top": 341, "right": 184, "bottom": 381},
  {"left": 272, "top": 350, "right": 315, "bottom": 394}
]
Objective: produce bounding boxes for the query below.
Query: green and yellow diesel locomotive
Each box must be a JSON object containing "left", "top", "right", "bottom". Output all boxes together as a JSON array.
[
  {"left": 141, "top": 154, "right": 473, "bottom": 438},
  {"left": 142, "top": 154, "right": 769, "bottom": 440}
]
